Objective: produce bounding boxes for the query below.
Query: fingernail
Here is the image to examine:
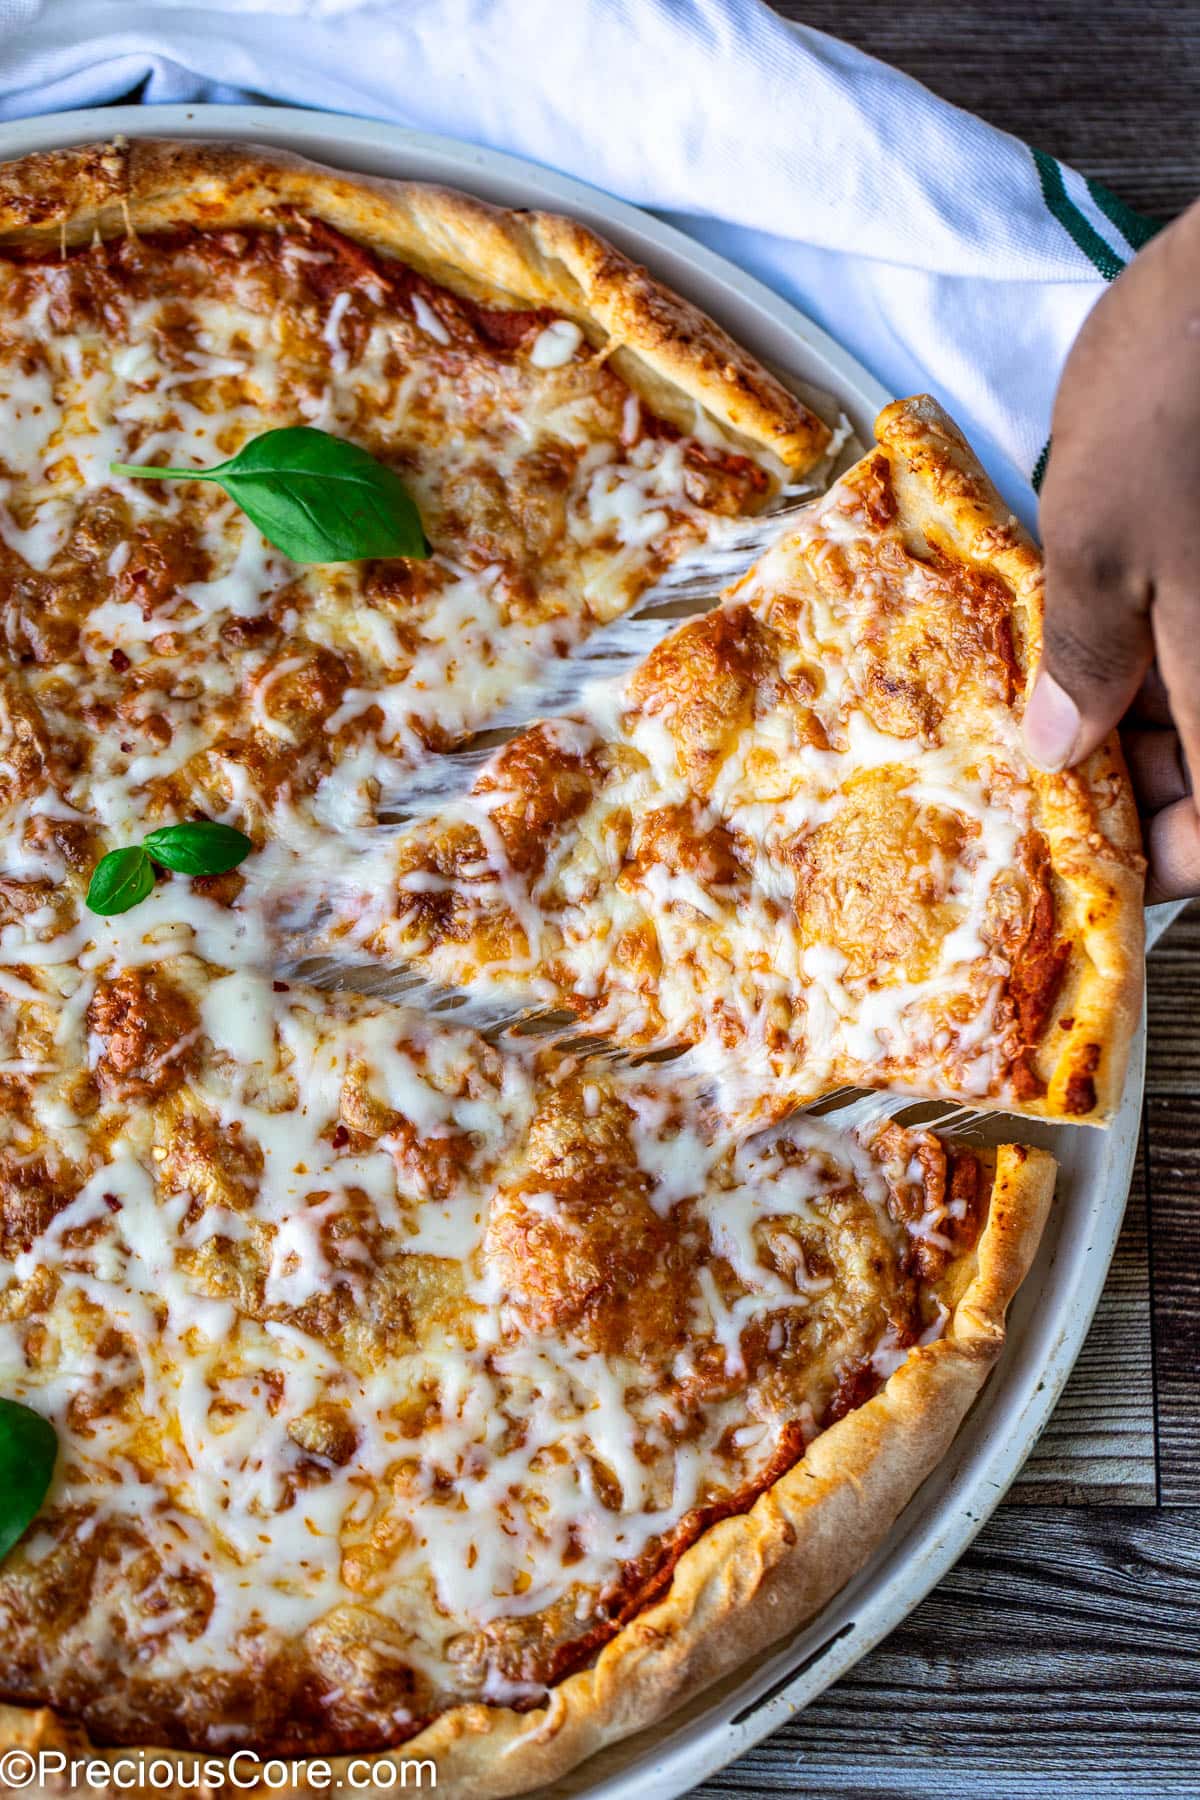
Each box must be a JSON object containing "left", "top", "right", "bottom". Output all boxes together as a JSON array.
[{"left": 1023, "top": 670, "right": 1081, "bottom": 771}]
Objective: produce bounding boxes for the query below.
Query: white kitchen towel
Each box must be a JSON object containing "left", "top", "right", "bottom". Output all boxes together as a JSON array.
[{"left": 0, "top": 0, "right": 1158, "bottom": 509}]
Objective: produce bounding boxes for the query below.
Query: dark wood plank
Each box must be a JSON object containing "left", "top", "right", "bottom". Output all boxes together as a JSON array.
[
  {"left": 1010, "top": 1128, "right": 1155, "bottom": 1505},
  {"left": 1146, "top": 901, "right": 1200, "bottom": 1095},
  {"left": 1146, "top": 1094, "right": 1200, "bottom": 1505},
  {"left": 769, "top": 2, "right": 1200, "bottom": 220},
  {"left": 692, "top": 1509, "right": 1200, "bottom": 1797}
]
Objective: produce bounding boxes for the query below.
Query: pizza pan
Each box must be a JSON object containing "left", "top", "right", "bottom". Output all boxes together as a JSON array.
[{"left": 0, "top": 103, "right": 1152, "bottom": 1799}]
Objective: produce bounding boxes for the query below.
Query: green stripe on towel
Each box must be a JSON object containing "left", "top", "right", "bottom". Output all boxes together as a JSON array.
[
  {"left": 1031, "top": 147, "right": 1126, "bottom": 279},
  {"left": 1085, "top": 176, "right": 1162, "bottom": 252}
]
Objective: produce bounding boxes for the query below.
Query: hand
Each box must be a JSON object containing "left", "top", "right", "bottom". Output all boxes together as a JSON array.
[{"left": 1023, "top": 198, "right": 1200, "bottom": 902}]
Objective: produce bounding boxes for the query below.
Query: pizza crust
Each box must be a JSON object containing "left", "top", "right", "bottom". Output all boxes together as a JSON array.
[
  {"left": 0, "top": 1143, "right": 1054, "bottom": 1799},
  {"left": 874, "top": 397, "right": 1145, "bottom": 1125},
  {"left": 0, "top": 138, "right": 830, "bottom": 475}
]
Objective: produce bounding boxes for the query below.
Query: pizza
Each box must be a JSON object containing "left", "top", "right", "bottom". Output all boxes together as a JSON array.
[
  {"left": 337, "top": 397, "right": 1145, "bottom": 1130},
  {"left": 0, "top": 141, "right": 1140, "bottom": 1800}
]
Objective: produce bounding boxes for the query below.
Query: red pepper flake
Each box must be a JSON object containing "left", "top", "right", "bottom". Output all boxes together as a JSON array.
[
  {"left": 110, "top": 648, "right": 131, "bottom": 673},
  {"left": 102, "top": 1192, "right": 122, "bottom": 1213},
  {"left": 331, "top": 1125, "right": 350, "bottom": 1150},
  {"left": 272, "top": 980, "right": 289, "bottom": 993}
]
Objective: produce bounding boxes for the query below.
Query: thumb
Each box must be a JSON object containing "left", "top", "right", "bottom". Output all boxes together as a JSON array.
[{"left": 1023, "top": 536, "right": 1154, "bottom": 774}]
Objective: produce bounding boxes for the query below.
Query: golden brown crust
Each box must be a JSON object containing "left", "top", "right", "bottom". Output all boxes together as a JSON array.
[
  {"left": 874, "top": 396, "right": 1145, "bottom": 1126},
  {"left": 0, "top": 1144, "right": 1054, "bottom": 1799},
  {"left": 0, "top": 138, "right": 829, "bottom": 474}
]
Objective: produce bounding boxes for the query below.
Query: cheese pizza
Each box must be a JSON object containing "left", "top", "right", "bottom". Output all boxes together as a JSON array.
[
  {"left": 0, "top": 139, "right": 1139, "bottom": 1799},
  {"left": 347, "top": 398, "right": 1144, "bottom": 1129}
]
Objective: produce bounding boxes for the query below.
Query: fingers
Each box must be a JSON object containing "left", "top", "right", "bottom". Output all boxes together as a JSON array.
[
  {"left": 1023, "top": 506, "right": 1155, "bottom": 770},
  {"left": 1126, "top": 662, "right": 1175, "bottom": 730},
  {"left": 1134, "top": 588, "right": 1200, "bottom": 903},
  {"left": 1153, "top": 584, "right": 1200, "bottom": 768},
  {"left": 1144, "top": 796, "right": 1200, "bottom": 903},
  {"left": 1121, "top": 725, "right": 1200, "bottom": 901},
  {"left": 1122, "top": 727, "right": 1190, "bottom": 813}
]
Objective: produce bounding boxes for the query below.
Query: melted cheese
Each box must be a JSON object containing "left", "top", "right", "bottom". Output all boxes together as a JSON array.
[{"left": 363, "top": 449, "right": 1044, "bottom": 1126}]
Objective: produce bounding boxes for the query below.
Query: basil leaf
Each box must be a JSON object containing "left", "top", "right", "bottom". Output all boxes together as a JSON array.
[
  {"left": 111, "top": 427, "right": 430, "bottom": 565},
  {"left": 86, "top": 845, "right": 155, "bottom": 916},
  {"left": 86, "top": 823, "right": 255, "bottom": 920},
  {"left": 216, "top": 428, "right": 430, "bottom": 562},
  {"left": 143, "top": 821, "right": 253, "bottom": 877},
  {"left": 0, "top": 1399, "right": 56, "bottom": 1563}
]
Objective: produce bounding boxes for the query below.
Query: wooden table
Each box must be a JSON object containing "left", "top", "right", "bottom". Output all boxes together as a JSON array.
[{"left": 693, "top": 7, "right": 1200, "bottom": 1795}]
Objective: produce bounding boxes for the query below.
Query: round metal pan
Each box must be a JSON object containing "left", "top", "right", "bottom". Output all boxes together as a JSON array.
[{"left": 0, "top": 102, "right": 1149, "bottom": 1800}]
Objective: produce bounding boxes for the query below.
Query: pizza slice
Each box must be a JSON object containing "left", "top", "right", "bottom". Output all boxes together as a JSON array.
[{"left": 339, "top": 396, "right": 1144, "bottom": 1126}]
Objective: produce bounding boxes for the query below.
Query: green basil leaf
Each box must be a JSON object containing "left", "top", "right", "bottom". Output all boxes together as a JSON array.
[
  {"left": 85, "top": 845, "right": 155, "bottom": 917},
  {"left": 216, "top": 428, "right": 429, "bottom": 562},
  {"left": 112, "top": 427, "right": 430, "bottom": 565},
  {"left": 0, "top": 1398, "right": 56, "bottom": 1563},
  {"left": 143, "top": 821, "right": 253, "bottom": 877}
]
